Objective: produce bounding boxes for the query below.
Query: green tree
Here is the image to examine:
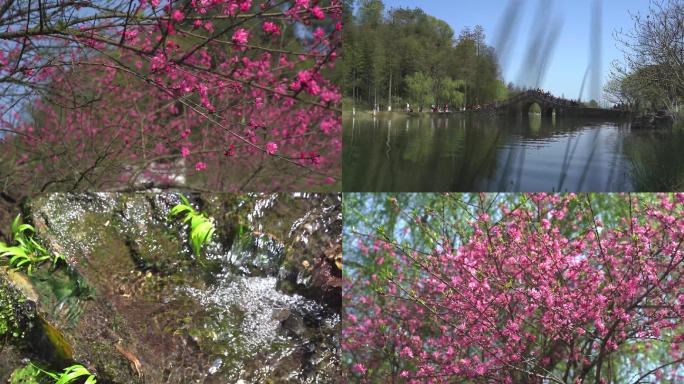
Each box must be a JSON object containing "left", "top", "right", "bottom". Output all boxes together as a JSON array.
[
  {"left": 437, "top": 77, "right": 465, "bottom": 108},
  {"left": 404, "top": 72, "right": 435, "bottom": 108},
  {"left": 342, "top": 1, "right": 507, "bottom": 110}
]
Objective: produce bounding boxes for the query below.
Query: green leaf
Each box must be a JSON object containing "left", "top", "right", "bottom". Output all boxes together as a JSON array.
[
  {"left": 32, "top": 254, "right": 51, "bottom": 263},
  {"left": 179, "top": 194, "right": 191, "bottom": 206},
  {"left": 190, "top": 214, "right": 205, "bottom": 231},
  {"left": 191, "top": 220, "right": 214, "bottom": 256},
  {"left": 17, "top": 223, "right": 35, "bottom": 235},
  {"left": 9, "top": 253, "right": 29, "bottom": 265},
  {"left": 15, "top": 258, "right": 31, "bottom": 267},
  {"left": 2, "top": 245, "right": 27, "bottom": 256},
  {"left": 55, "top": 365, "right": 94, "bottom": 384},
  {"left": 169, "top": 204, "right": 192, "bottom": 218},
  {"left": 10, "top": 214, "right": 21, "bottom": 238},
  {"left": 53, "top": 253, "right": 66, "bottom": 269},
  {"left": 14, "top": 237, "right": 28, "bottom": 249},
  {"left": 0, "top": 214, "right": 64, "bottom": 274},
  {"left": 170, "top": 196, "right": 215, "bottom": 257},
  {"left": 29, "top": 238, "right": 48, "bottom": 255}
]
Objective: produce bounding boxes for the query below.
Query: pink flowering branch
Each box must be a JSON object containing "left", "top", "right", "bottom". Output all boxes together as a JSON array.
[{"left": 0, "top": 0, "right": 341, "bottom": 195}]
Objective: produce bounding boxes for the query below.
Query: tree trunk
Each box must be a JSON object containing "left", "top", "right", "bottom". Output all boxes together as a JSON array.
[{"left": 388, "top": 70, "right": 392, "bottom": 112}]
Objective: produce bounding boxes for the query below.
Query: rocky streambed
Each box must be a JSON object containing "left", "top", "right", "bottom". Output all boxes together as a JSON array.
[{"left": 0, "top": 193, "right": 341, "bottom": 383}]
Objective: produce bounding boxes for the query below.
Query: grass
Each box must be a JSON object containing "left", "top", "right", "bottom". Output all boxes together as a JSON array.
[
  {"left": 0, "top": 214, "right": 65, "bottom": 275},
  {"left": 169, "top": 194, "right": 215, "bottom": 257}
]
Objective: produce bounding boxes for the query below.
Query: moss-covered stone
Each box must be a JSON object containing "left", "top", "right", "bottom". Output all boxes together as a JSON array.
[{"left": 0, "top": 272, "right": 35, "bottom": 340}]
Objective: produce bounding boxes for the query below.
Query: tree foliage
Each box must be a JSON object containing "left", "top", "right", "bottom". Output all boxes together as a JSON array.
[
  {"left": 607, "top": 0, "right": 684, "bottom": 114},
  {"left": 342, "top": 0, "right": 506, "bottom": 109}
]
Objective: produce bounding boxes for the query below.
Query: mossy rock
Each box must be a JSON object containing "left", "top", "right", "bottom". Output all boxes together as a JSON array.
[
  {"left": 0, "top": 270, "right": 36, "bottom": 341},
  {"left": 1, "top": 268, "right": 78, "bottom": 368}
]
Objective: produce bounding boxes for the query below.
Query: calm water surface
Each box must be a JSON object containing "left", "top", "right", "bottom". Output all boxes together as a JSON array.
[{"left": 343, "top": 113, "right": 684, "bottom": 191}]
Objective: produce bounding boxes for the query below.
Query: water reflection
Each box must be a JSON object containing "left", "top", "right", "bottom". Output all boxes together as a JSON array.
[{"left": 343, "top": 113, "right": 684, "bottom": 192}]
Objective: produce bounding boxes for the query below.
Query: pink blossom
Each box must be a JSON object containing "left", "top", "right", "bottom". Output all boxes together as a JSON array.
[
  {"left": 232, "top": 28, "right": 249, "bottom": 45},
  {"left": 265, "top": 142, "right": 278, "bottom": 155},
  {"left": 262, "top": 21, "right": 281, "bottom": 35},
  {"left": 195, "top": 162, "right": 206, "bottom": 171},
  {"left": 352, "top": 363, "right": 367, "bottom": 375},
  {"left": 400, "top": 346, "right": 414, "bottom": 358},
  {"left": 171, "top": 10, "right": 184, "bottom": 22},
  {"left": 310, "top": 6, "right": 325, "bottom": 20},
  {"left": 238, "top": 0, "right": 252, "bottom": 12},
  {"left": 320, "top": 88, "right": 340, "bottom": 104}
]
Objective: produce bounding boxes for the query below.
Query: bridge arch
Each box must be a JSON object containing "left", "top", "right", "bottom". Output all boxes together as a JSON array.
[
  {"left": 522, "top": 100, "right": 556, "bottom": 117},
  {"left": 542, "top": 106, "right": 555, "bottom": 117},
  {"left": 526, "top": 102, "right": 542, "bottom": 115}
]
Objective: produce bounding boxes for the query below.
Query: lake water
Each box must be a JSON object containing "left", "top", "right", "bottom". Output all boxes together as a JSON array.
[{"left": 343, "top": 113, "right": 684, "bottom": 192}]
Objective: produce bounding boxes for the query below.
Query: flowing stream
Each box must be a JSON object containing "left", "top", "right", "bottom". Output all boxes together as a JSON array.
[{"left": 0, "top": 193, "right": 341, "bottom": 383}]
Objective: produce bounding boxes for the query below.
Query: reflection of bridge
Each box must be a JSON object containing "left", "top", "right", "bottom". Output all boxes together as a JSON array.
[{"left": 482, "top": 90, "right": 629, "bottom": 118}]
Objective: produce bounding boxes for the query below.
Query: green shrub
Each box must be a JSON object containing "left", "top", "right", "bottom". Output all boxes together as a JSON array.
[{"left": 0, "top": 215, "right": 65, "bottom": 275}]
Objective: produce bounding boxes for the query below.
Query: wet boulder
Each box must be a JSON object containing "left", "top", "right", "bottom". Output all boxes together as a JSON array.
[
  {"left": 226, "top": 231, "right": 285, "bottom": 276},
  {"left": 275, "top": 196, "right": 342, "bottom": 311},
  {"left": 0, "top": 269, "right": 37, "bottom": 343}
]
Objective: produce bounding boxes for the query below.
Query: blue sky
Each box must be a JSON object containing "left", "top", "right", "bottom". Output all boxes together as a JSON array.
[{"left": 379, "top": 0, "right": 650, "bottom": 103}]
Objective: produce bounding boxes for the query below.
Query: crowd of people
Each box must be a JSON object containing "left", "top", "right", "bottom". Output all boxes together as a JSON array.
[
  {"left": 403, "top": 103, "right": 452, "bottom": 113},
  {"left": 526, "top": 88, "right": 580, "bottom": 107},
  {"left": 398, "top": 102, "right": 496, "bottom": 113}
]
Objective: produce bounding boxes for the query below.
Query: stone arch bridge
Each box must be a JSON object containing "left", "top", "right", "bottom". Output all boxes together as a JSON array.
[{"left": 482, "top": 90, "right": 629, "bottom": 118}]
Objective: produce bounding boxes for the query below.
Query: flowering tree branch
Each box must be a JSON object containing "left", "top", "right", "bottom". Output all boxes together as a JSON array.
[
  {"left": 0, "top": 0, "right": 341, "bottom": 195},
  {"left": 344, "top": 193, "right": 684, "bottom": 383}
]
